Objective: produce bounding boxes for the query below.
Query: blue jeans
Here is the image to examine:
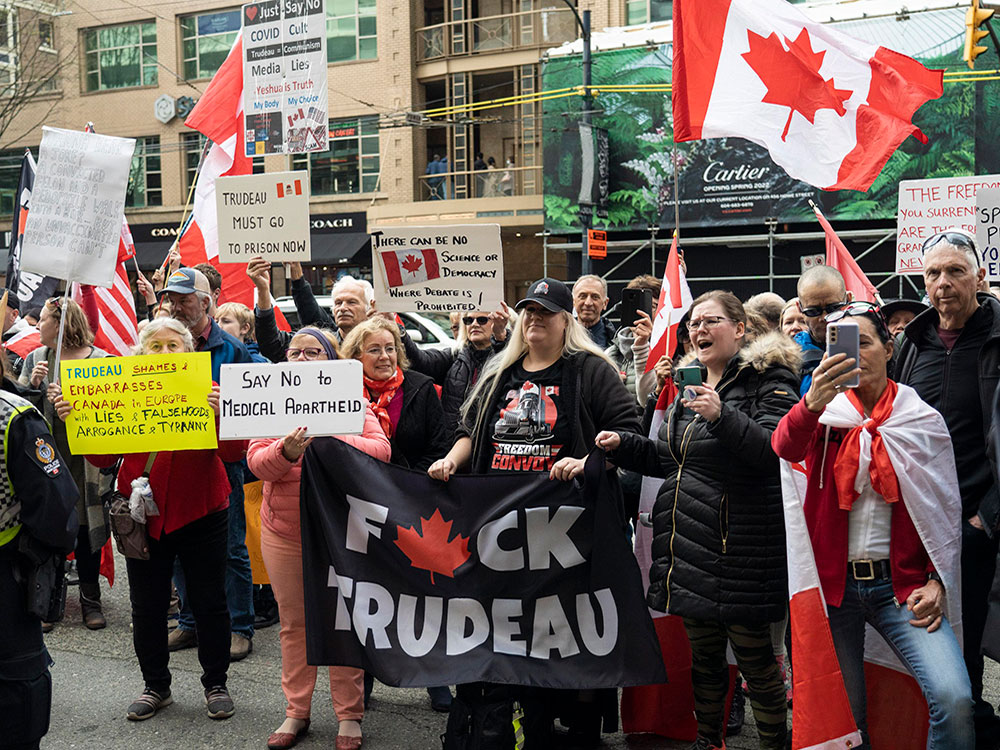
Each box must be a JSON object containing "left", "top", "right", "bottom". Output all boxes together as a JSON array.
[
  {"left": 827, "top": 577, "right": 974, "bottom": 750},
  {"left": 176, "top": 462, "right": 255, "bottom": 638}
]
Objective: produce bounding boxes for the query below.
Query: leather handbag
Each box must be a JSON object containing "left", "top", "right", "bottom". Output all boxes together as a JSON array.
[{"left": 105, "top": 454, "right": 156, "bottom": 561}]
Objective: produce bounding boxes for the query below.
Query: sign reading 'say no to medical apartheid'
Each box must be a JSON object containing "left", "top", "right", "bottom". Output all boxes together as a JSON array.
[
  {"left": 370, "top": 224, "right": 504, "bottom": 313},
  {"left": 61, "top": 352, "right": 217, "bottom": 455}
]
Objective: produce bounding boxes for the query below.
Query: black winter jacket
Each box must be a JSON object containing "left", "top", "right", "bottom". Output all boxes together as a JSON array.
[
  {"left": 611, "top": 332, "right": 800, "bottom": 621},
  {"left": 385, "top": 369, "right": 450, "bottom": 472},
  {"left": 403, "top": 333, "right": 504, "bottom": 441},
  {"left": 895, "top": 293, "right": 1000, "bottom": 533},
  {"left": 461, "top": 351, "right": 640, "bottom": 474}
]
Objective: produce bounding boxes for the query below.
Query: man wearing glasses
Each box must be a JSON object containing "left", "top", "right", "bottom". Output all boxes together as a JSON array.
[
  {"left": 792, "top": 264, "right": 851, "bottom": 396},
  {"left": 895, "top": 229, "right": 1000, "bottom": 749}
]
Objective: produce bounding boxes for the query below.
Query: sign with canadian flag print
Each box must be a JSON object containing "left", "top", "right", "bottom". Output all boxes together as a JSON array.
[
  {"left": 370, "top": 224, "right": 504, "bottom": 313},
  {"left": 300, "top": 440, "right": 666, "bottom": 688},
  {"left": 216, "top": 170, "right": 311, "bottom": 262}
]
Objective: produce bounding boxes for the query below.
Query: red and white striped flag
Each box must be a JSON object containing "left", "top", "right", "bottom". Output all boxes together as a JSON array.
[
  {"left": 4, "top": 325, "right": 41, "bottom": 359},
  {"left": 645, "top": 234, "right": 692, "bottom": 374},
  {"left": 177, "top": 34, "right": 256, "bottom": 309},
  {"left": 380, "top": 248, "right": 441, "bottom": 287}
]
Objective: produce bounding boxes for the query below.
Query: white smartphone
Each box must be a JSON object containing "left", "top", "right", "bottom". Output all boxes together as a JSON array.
[{"left": 826, "top": 320, "right": 860, "bottom": 389}]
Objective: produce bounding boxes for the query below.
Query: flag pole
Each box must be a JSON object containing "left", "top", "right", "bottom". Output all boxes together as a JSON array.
[
  {"left": 160, "top": 138, "right": 211, "bottom": 269},
  {"left": 52, "top": 284, "right": 71, "bottom": 385},
  {"left": 672, "top": 141, "right": 681, "bottom": 241}
]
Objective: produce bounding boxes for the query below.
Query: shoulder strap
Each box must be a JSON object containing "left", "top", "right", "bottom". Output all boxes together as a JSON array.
[{"left": 143, "top": 453, "right": 157, "bottom": 476}]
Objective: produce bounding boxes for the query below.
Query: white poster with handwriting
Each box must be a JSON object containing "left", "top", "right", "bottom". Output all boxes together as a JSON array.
[
  {"left": 219, "top": 360, "right": 364, "bottom": 439},
  {"left": 216, "top": 170, "right": 311, "bottom": 262},
  {"left": 21, "top": 127, "right": 135, "bottom": 288},
  {"left": 896, "top": 175, "right": 1000, "bottom": 275},
  {"left": 976, "top": 188, "right": 1000, "bottom": 280},
  {"left": 371, "top": 224, "right": 504, "bottom": 313}
]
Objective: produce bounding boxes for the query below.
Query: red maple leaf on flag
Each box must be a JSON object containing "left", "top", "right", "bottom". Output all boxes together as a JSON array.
[
  {"left": 742, "top": 28, "right": 853, "bottom": 142},
  {"left": 394, "top": 509, "right": 471, "bottom": 584},
  {"left": 401, "top": 254, "right": 423, "bottom": 275}
]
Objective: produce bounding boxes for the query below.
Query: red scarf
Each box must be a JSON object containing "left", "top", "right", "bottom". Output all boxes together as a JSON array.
[
  {"left": 833, "top": 379, "right": 902, "bottom": 511},
  {"left": 364, "top": 367, "right": 405, "bottom": 438}
]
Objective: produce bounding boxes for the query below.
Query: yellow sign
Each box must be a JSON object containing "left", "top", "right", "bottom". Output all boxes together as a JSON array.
[{"left": 61, "top": 352, "right": 218, "bottom": 455}]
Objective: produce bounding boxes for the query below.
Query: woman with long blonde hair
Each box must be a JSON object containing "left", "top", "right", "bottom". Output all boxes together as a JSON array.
[{"left": 428, "top": 277, "right": 639, "bottom": 746}]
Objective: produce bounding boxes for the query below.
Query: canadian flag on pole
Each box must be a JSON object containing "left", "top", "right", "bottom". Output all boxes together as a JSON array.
[
  {"left": 645, "top": 234, "right": 692, "bottom": 375},
  {"left": 178, "top": 34, "right": 256, "bottom": 309},
  {"left": 813, "top": 204, "right": 881, "bottom": 304},
  {"left": 672, "top": 0, "right": 943, "bottom": 191}
]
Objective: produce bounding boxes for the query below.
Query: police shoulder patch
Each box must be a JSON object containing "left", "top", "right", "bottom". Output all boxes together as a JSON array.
[{"left": 30, "top": 436, "right": 61, "bottom": 477}]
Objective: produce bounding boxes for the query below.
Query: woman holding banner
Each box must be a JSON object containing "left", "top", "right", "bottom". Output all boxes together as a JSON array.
[
  {"left": 53, "top": 317, "right": 244, "bottom": 723},
  {"left": 21, "top": 297, "right": 112, "bottom": 631},
  {"left": 428, "top": 277, "right": 640, "bottom": 747},
  {"left": 772, "top": 303, "right": 973, "bottom": 750},
  {"left": 595, "top": 291, "right": 799, "bottom": 750},
  {"left": 248, "top": 327, "right": 391, "bottom": 750}
]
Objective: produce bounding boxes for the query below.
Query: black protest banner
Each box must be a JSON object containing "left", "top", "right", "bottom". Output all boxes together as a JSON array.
[{"left": 300, "top": 442, "right": 666, "bottom": 690}]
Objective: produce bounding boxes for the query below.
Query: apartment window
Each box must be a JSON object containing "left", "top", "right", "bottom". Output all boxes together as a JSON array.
[
  {"left": 126, "top": 136, "right": 162, "bottom": 208},
  {"left": 327, "top": 0, "right": 376, "bottom": 64},
  {"left": 0, "top": 149, "right": 26, "bottom": 215},
  {"left": 84, "top": 21, "right": 157, "bottom": 91},
  {"left": 0, "top": 10, "right": 13, "bottom": 52},
  {"left": 182, "top": 132, "right": 208, "bottom": 192},
  {"left": 625, "top": 0, "right": 671, "bottom": 24},
  {"left": 291, "top": 117, "right": 379, "bottom": 194},
  {"left": 39, "top": 19, "right": 55, "bottom": 51},
  {"left": 180, "top": 9, "right": 240, "bottom": 80}
]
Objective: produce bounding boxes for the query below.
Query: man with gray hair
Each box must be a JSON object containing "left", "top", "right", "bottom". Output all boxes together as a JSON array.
[
  {"left": 895, "top": 229, "right": 1000, "bottom": 748},
  {"left": 160, "top": 267, "right": 257, "bottom": 668},
  {"left": 573, "top": 274, "right": 615, "bottom": 347},
  {"left": 793, "top": 264, "right": 851, "bottom": 395},
  {"left": 286, "top": 262, "right": 374, "bottom": 342},
  {"left": 745, "top": 292, "right": 786, "bottom": 332}
]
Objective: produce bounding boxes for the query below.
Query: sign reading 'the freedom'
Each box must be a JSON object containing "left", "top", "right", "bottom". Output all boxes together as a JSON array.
[
  {"left": 216, "top": 171, "right": 311, "bottom": 262},
  {"left": 219, "top": 359, "right": 365, "bottom": 439},
  {"left": 370, "top": 224, "right": 504, "bottom": 313}
]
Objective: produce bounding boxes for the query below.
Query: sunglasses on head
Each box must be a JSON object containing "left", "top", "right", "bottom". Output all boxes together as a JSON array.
[
  {"left": 825, "top": 301, "right": 891, "bottom": 340},
  {"left": 922, "top": 231, "right": 975, "bottom": 254},
  {"left": 462, "top": 315, "right": 489, "bottom": 326},
  {"left": 799, "top": 300, "right": 848, "bottom": 318}
]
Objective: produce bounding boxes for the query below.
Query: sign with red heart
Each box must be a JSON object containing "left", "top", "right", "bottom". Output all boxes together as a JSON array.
[{"left": 245, "top": 5, "right": 257, "bottom": 21}]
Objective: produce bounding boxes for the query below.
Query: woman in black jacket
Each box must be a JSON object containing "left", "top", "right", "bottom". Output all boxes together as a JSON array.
[
  {"left": 597, "top": 290, "right": 799, "bottom": 750},
  {"left": 403, "top": 306, "right": 510, "bottom": 441}
]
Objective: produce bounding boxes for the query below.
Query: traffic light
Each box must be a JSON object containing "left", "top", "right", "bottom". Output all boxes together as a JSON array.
[{"left": 965, "top": 0, "right": 995, "bottom": 69}]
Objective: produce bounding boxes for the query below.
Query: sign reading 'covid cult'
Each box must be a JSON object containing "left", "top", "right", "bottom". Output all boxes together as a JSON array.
[{"left": 242, "top": 0, "right": 328, "bottom": 155}]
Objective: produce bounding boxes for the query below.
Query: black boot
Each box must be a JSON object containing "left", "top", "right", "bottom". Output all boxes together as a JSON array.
[
  {"left": 726, "top": 681, "right": 745, "bottom": 737},
  {"left": 80, "top": 582, "right": 106, "bottom": 630}
]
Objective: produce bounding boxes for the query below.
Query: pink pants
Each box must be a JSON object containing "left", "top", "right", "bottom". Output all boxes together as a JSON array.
[{"left": 261, "top": 525, "right": 364, "bottom": 721}]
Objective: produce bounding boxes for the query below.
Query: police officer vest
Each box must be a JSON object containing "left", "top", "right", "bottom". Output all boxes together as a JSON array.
[{"left": 0, "top": 391, "right": 43, "bottom": 548}]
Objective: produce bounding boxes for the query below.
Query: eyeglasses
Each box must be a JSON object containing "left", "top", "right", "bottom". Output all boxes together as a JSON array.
[
  {"left": 286, "top": 347, "right": 325, "bottom": 361},
  {"left": 462, "top": 316, "right": 490, "bottom": 326},
  {"left": 364, "top": 345, "right": 397, "bottom": 358},
  {"left": 799, "top": 300, "right": 848, "bottom": 318},
  {"left": 922, "top": 231, "right": 976, "bottom": 255},
  {"left": 686, "top": 315, "right": 732, "bottom": 332},
  {"left": 824, "top": 301, "right": 891, "bottom": 341}
]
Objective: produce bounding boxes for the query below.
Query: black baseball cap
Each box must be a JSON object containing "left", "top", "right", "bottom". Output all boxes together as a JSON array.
[
  {"left": 881, "top": 298, "right": 926, "bottom": 321},
  {"left": 515, "top": 277, "right": 573, "bottom": 314}
]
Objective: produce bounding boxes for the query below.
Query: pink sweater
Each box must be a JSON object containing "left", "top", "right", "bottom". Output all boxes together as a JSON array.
[{"left": 248, "top": 404, "right": 391, "bottom": 541}]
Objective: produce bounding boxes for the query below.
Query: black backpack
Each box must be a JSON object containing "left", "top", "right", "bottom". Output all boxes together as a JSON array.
[{"left": 441, "top": 684, "right": 514, "bottom": 750}]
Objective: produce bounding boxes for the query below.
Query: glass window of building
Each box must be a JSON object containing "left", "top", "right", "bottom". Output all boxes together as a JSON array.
[
  {"left": 84, "top": 21, "right": 157, "bottom": 91},
  {"left": 291, "top": 117, "right": 380, "bottom": 194},
  {"left": 0, "top": 149, "right": 29, "bottom": 216},
  {"left": 625, "top": 0, "right": 671, "bottom": 24},
  {"left": 126, "top": 136, "right": 162, "bottom": 208},
  {"left": 180, "top": 9, "right": 240, "bottom": 80},
  {"left": 327, "top": 0, "right": 377, "bottom": 64},
  {"left": 182, "top": 132, "right": 208, "bottom": 192}
]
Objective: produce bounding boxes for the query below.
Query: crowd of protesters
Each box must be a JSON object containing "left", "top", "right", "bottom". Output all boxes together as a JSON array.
[{"left": 1, "top": 228, "right": 999, "bottom": 750}]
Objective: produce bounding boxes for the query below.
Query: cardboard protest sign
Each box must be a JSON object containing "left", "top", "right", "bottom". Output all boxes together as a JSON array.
[
  {"left": 216, "top": 171, "right": 310, "bottom": 262},
  {"left": 219, "top": 360, "right": 365, "bottom": 439},
  {"left": 976, "top": 188, "right": 1000, "bottom": 280},
  {"left": 21, "top": 127, "right": 135, "bottom": 288},
  {"left": 896, "top": 175, "right": 1000, "bottom": 274},
  {"left": 61, "top": 352, "right": 217, "bottom": 454},
  {"left": 371, "top": 225, "right": 504, "bottom": 313},
  {"left": 242, "top": 0, "right": 328, "bottom": 155}
]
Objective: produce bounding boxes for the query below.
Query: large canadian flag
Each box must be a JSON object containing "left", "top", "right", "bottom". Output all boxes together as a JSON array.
[
  {"left": 672, "top": 0, "right": 943, "bottom": 191},
  {"left": 178, "top": 34, "right": 256, "bottom": 308}
]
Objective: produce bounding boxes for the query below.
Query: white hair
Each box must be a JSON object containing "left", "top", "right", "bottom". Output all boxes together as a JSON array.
[
  {"left": 572, "top": 274, "right": 608, "bottom": 298},
  {"left": 136, "top": 316, "right": 195, "bottom": 353},
  {"left": 332, "top": 275, "right": 376, "bottom": 312}
]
